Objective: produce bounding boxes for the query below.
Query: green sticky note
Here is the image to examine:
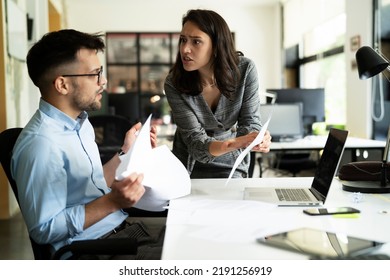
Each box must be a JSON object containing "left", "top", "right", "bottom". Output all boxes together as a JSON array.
[{"left": 333, "top": 213, "right": 360, "bottom": 218}]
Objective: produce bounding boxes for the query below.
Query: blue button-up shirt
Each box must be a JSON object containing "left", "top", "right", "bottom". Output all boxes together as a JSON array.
[{"left": 11, "top": 99, "right": 127, "bottom": 250}]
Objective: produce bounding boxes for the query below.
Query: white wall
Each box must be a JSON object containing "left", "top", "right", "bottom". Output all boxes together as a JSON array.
[
  {"left": 345, "top": 0, "right": 373, "bottom": 138},
  {"left": 5, "top": 0, "right": 50, "bottom": 130},
  {"left": 283, "top": 0, "right": 345, "bottom": 48},
  {"left": 27, "top": 0, "right": 376, "bottom": 138},
  {"left": 63, "top": 0, "right": 282, "bottom": 96},
  {"left": 283, "top": 0, "right": 374, "bottom": 138},
  {"left": 25, "top": 0, "right": 49, "bottom": 123},
  {"left": 1, "top": 0, "right": 50, "bottom": 217}
]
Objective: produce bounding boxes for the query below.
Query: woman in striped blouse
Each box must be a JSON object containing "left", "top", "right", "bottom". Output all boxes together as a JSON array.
[{"left": 164, "top": 9, "right": 271, "bottom": 178}]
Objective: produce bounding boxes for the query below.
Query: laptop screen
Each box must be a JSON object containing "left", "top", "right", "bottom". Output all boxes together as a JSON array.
[
  {"left": 312, "top": 128, "right": 348, "bottom": 199},
  {"left": 260, "top": 103, "right": 304, "bottom": 142}
]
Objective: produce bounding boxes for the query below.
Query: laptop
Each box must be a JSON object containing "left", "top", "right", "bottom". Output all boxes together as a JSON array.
[{"left": 244, "top": 128, "right": 348, "bottom": 206}]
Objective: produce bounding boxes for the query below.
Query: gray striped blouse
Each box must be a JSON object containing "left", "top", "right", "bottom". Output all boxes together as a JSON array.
[{"left": 164, "top": 56, "right": 262, "bottom": 178}]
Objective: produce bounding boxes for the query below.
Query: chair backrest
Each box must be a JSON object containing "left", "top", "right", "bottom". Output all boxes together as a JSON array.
[
  {"left": 0, "top": 128, "right": 53, "bottom": 259},
  {"left": 89, "top": 115, "right": 133, "bottom": 164},
  {"left": 0, "top": 128, "right": 23, "bottom": 203},
  {"left": 89, "top": 114, "right": 132, "bottom": 146}
]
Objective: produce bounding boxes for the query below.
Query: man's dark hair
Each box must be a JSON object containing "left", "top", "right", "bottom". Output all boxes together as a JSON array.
[
  {"left": 170, "top": 9, "right": 241, "bottom": 100},
  {"left": 26, "top": 29, "right": 105, "bottom": 88}
]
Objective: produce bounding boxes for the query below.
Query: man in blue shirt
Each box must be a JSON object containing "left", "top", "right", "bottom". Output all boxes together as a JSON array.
[{"left": 11, "top": 29, "right": 161, "bottom": 259}]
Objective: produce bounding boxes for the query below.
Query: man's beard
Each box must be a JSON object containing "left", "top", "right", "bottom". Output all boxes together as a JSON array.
[{"left": 72, "top": 90, "right": 102, "bottom": 112}]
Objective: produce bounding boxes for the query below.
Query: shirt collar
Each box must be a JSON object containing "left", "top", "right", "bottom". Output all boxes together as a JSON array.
[{"left": 39, "top": 99, "right": 88, "bottom": 131}]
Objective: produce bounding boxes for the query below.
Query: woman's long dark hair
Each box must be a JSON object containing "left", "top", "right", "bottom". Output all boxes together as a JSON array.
[{"left": 169, "top": 9, "right": 241, "bottom": 100}]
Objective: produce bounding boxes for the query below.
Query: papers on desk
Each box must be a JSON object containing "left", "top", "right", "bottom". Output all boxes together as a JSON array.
[
  {"left": 167, "top": 198, "right": 278, "bottom": 243},
  {"left": 115, "top": 114, "right": 191, "bottom": 211},
  {"left": 167, "top": 198, "right": 276, "bottom": 225},
  {"left": 225, "top": 115, "right": 271, "bottom": 186}
]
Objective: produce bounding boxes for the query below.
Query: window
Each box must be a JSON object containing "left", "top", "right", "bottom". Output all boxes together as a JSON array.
[
  {"left": 300, "top": 14, "right": 346, "bottom": 126},
  {"left": 106, "top": 32, "right": 179, "bottom": 124}
]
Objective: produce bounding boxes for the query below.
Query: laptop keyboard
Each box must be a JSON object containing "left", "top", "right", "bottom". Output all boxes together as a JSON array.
[{"left": 276, "top": 188, "right": 311, "bottom": 201}]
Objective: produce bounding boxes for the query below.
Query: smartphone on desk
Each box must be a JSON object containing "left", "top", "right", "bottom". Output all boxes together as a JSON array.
[{"left": 303, "top": 207, "right": 360, "bottom": 216}]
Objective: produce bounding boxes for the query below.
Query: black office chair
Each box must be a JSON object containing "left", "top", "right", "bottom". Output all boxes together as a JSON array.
[
  {"left": 89, "top": 115, "right": 133, "bottom": 164},
  {"left": 0, "top": 128, "right": 138, "bottom": 259},
  {"left": 273, "top": 151, "right": 318, "bottom": 177}
]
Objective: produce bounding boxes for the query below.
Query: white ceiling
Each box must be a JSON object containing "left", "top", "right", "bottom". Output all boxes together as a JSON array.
[
  {"left": 191, "top": 0, "right": 282, "bottom": 5},
  {"left": 62, "top": 0, "right": 283, "bottom": 8}
]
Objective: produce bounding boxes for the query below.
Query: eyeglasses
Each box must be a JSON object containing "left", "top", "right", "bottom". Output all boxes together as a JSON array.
[{"left": 62, "top": 66, "right": 104, "bottom": 84}]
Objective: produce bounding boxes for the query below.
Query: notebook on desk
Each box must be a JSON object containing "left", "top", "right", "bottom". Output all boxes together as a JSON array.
[{"left": 244, "top": 128, "right": 348, "bottom": 206}]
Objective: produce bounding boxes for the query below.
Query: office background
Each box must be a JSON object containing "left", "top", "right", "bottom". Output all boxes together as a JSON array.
[{"left": 0, "top": 0, "right": 384, "bottom": 219}]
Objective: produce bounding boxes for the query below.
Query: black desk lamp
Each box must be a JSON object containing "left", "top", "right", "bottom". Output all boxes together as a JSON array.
[
  {"left": 356, "top": 46, "right": 389, "bottom": 79},
  {"left": 341, "top": 46, "right": 390, "bottom": 193}
]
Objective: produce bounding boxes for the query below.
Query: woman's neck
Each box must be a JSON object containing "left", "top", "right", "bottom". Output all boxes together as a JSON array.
[{"left": 199, "top": 67, "right": 215, "bottom": 88}]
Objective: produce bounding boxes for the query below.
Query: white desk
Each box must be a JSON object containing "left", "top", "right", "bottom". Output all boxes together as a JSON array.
[
  {"left": 162, "top": 177, "right": 390, "bottom": 259},
  {"left": 249, "top": 136, "right": 386, "bottom": 177},
  {"left": 270, "top": 136, "right": 385, "bottom": 152}
]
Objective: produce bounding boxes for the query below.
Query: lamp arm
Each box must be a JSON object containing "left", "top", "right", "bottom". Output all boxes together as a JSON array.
[
  {"left": 380, "top": 126, "right": 390, "bottom": 187},
  {"left": 370, "top": 50, "right": 389, "bottom": 122},
  {"left": 383, "top": 126, "right": 390, "bottom": 163},
  {"left": 371, "top": 73, "right": 385, "bottom": 122},
  {"left": 381, "top": 161, "right": 388, "bottom": 186}
]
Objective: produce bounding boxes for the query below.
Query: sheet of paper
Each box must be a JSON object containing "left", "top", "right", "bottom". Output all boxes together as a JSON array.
[
  {"left": 166, "top": 198, "right": 276, "bottom": 226},
  {"left": 225, "top": 114, "right": 271, "bottom": 186},
  {"left": 166, "top": 197, "right": 321, "bottom": 244},
  {"left": 166, "top": 198, "right": 276, "bottom": 244},
  {"left": 115, "top": 114, "right": 191, "bottom": 211}
]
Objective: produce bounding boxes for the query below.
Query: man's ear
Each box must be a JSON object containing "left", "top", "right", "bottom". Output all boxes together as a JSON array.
[{"left": 52, "top": 76, "right": 69, "bottom": 96}]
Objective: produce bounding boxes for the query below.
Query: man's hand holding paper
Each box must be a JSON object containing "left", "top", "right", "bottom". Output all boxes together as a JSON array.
[{"left": 115, "top": 115, "right": 191, "bottom": 211}]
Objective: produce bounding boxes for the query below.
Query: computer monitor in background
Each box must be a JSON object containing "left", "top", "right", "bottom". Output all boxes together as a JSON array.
[
  {"left": 260, "top": 103, "right": 304, "bottom": 142},
  {"left": 108, "top": 93, "right": 140, "bottom": 125},
  {"left": 266, "top": 88, "right": 325, "bottom": 136}
]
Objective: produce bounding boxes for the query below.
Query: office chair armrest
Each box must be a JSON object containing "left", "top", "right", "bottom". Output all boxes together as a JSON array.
[
  {"left": 124, "top": 207, "right": 168, "bottom": 217},
  {"left": 52, "top": 238, "right": 138, "bottom": 259}
]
